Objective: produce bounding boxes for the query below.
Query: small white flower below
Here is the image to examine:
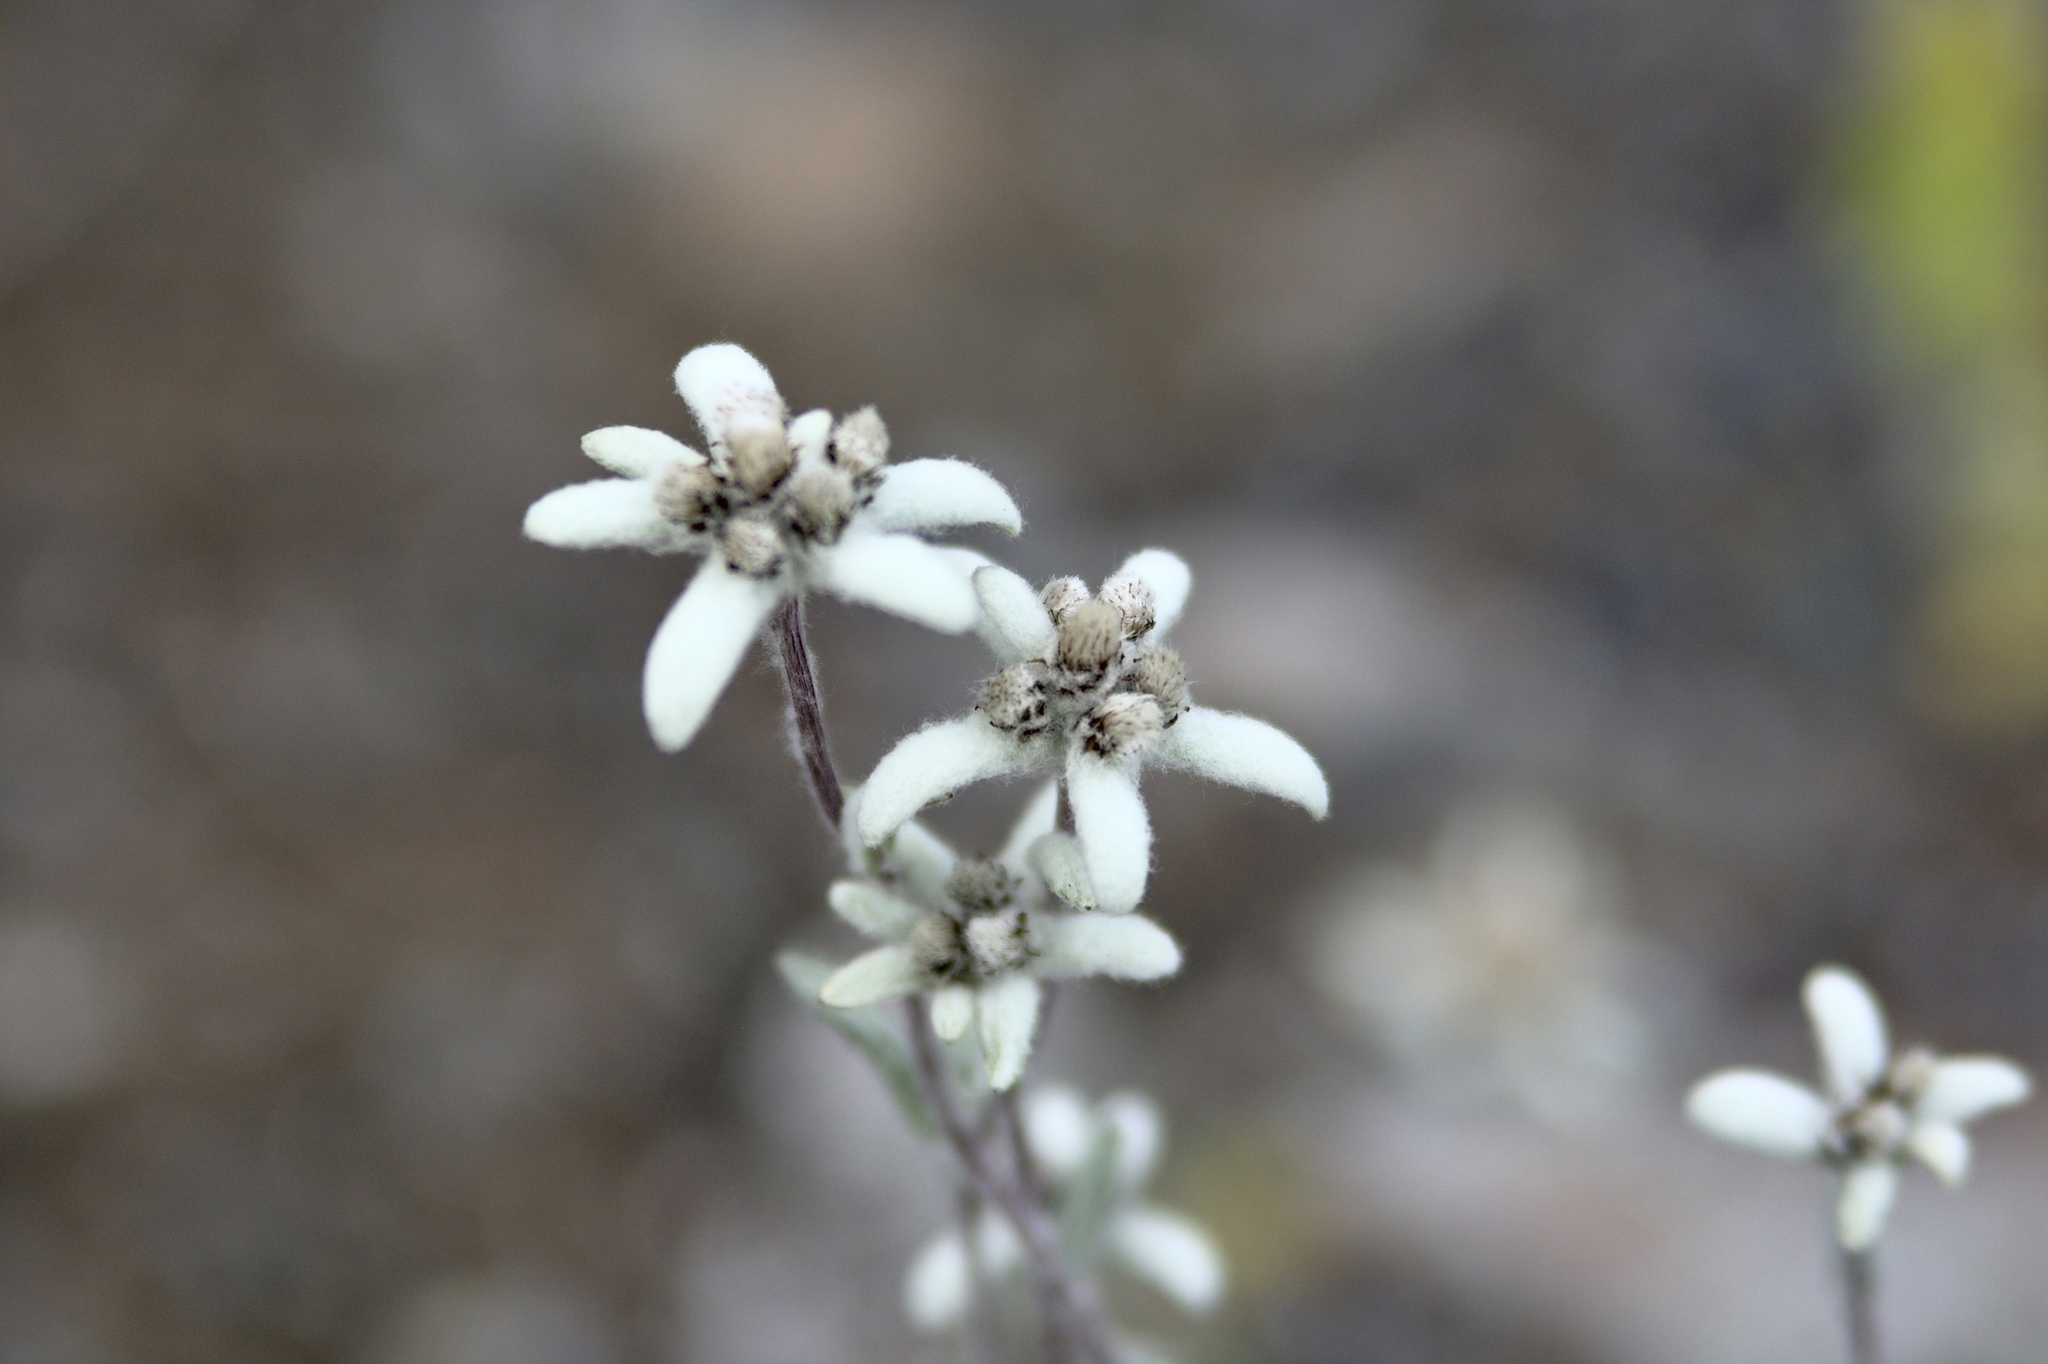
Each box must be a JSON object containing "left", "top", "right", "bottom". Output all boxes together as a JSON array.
[{"left": 1686, "top": 963, "right": 2031, "bottom": 1251}]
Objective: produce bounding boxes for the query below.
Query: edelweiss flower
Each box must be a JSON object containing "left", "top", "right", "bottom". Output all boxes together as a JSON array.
[
  {"left": 854, "top": 551, "right": 1328, "bottom": 913},
  {"left": 819, "top": 783, "right": 1180, "bottom": 1090},
  {"left": 904, "top": 1085, "right": 1224, "bottom": 1333},
  {"left": 1686, "top": 964, "right": 2032, "bottom": 1251},
  {"left": 523, "top": 344, "right": 1022, "bottom": 750}
]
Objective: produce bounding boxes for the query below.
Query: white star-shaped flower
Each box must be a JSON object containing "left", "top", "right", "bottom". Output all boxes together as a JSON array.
[
  {"left": 853, "top": 550, "right": 1329, "bottom": 913},
  {"left": 1686, "top": 964, "right": 2032, "bottom": 1251},
  {"left": 903, "top": 1086, "right": 1224, "bottom": 1334},
  {"left": 523, "top": 343, "right": 1022, "bottom": 751},
  {"left": 819, "top": 783, "right": 1181, "bottom": 1091}
]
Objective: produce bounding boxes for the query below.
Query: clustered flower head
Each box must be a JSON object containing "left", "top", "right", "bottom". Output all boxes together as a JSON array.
[
  {"left": 855, "top": 552, "right": 1329, "bottom": 913},
  {"left": 821, "top": 783, "right": 1181, "bottom": 1090},
  {"left": 1686, "top": 964, "right": 2032, "bottom": 1251},
  {"left": 904, "top": 1085, "right": 1223, "bottom": 1335},
  {"left": 523, "top": 344, "right": 1021, "bottom": 750}
]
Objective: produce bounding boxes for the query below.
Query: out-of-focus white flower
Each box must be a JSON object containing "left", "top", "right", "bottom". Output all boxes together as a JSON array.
[
  {"left": 819, "top": 784, "right": 1180, "bottom": 1091},
  {"left": 855, "top": 552, "right": 1327, "bottom": 913},
  {"left": 1309, "top": 798, "right": 1645, "bottom": 1119},
  {"left": 1687, "top": 964, "right": 2032, "bottom": 1251},
  {"left": 904, "top": 1086, "right": 1223, "bottom": 1334},
  {"left": 523, "top": 343, "right": 1021, "bottom": 751}
]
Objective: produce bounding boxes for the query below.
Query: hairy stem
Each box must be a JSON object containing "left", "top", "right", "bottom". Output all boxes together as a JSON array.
[
  {"left": 773, "top": 597, "right": 845, "bottom": 830},
  {"left": 1840, "top": 1246, "right": 1879, "bottom": 1364},
  {"left": 905, "top": 1002, "right": 1117, "bottom": 1364}
]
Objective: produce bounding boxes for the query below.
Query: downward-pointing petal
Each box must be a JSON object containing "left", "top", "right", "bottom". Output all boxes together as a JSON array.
[
  {"left": 1033, "top": 915, "right": 1181, "bottom": 981},
  {"left": 903, "top": 1231, "right": 971, "bottom": 1333},
  {"left": 1150, "top": 708, "right": 1329, "bottom": 818},
  {"left": 867, "top": 459, "right": 1023, "bottom": 536},
  {"left": 813, "top": 531, "right": 978, "bottom": 632},
  {"left": 1027, "top": 833, "right": 1096, "bottom": 910},
  {"left": 1685, "top": 1070, "right": 1831, "bottom": 1160},
  {"left": 525, "top": 479, "right": 691, "bottom": 552},
  {"left": 1836, "top": 1162, "right": 1898, "bottom": 1252},
  {"left": 1906, "top": 1121, "right": 1971, "bottom": 1186},
  {"left": 1113, "top": 549, "right": 1192, "bottom": 638},
  {"left": 859, "top": 716, "right": 1035, "bottom": 846},
  {"left": 1066, "top": 756, "right": 1152, "bottom": 914},
  {"left": 1804, "top": 966, "right": 1890, "bottom": 1104},
  {"left": 1110, "top": 1208, "right": 1224, "bottom": 1314},
  {"left": 641, "top": 559, "right": 782, "bottom": 751},
  {"left": 930, "top": 986, "right": 975, "bottom": 1042},
  {"left": 1918, "top": 1057, "right": 2032, "bottom": 1124},
  {"left": 979, "top": 975, "right": 1042, "bottom": 1091}
]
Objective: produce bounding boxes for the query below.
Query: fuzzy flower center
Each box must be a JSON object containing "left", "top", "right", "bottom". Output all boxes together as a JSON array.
[
  {"left": 654, "top": 406, "right": 891, "bottom": 578},
  {"left": 906, "top": 859, "right": 1034, "bottom": 983},
  {"left": 1830, "top": 1046, "right": 1940, "bottom": 1162},
  {"left": 976, "top": 573, "right": 1191, "bottom": 760}
]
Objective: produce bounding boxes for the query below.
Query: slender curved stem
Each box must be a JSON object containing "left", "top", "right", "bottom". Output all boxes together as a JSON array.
[
  {"left": 1840, "top": 1246, "right": 1880, "bottom": 1364},
  {"left": 773, "top": 597, "right": 844, "bottom": 829},
  {"left": 904, "top": 1002, "right": 1118, "bottom": 1364}
]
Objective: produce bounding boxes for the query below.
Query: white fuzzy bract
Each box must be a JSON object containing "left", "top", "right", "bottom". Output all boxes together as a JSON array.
[
  {"left": 855, "top": 551, "right": 1328, "bottom": 913},
  {"left": 819, "top": 783, "right": 1182, "bottom": 1090},
  {"left": 523, "top": 343, "right": 1022, "bottom": 751},
  {"left": 902, "top": 1085, "right": 1224, "bottom": 1334},
  {"left": 1684, "top": 963, "right": 2031, "bottom": 1251}
]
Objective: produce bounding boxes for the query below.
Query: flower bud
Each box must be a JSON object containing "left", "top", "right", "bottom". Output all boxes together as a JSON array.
[
  {"left": 830, "top": 406, "right": 890, "bottom": 484},
  {"left": 652, "top": 461, "right": 721, "bottom": 529},
  {"left": 1082, "top": 692, "right": 1165, "bottom": 760},
  {"left": 1055, "top": 599, "right": 1124, "bottom": 676},
  {"left": 910, "top": 914, "right": 967, "bottom": 980},
  {"left": 783, "top": 465, "right": 857, "bottom": 544},
  {"left": 1040, "top": 577, "right": 1090, "bottom": 623},
  {"left": 1129, "top": 647, "right": 1189, "bottom": 719},
  {"left": 946, "top": 859, "right": 1019, "bottom": 913},
  {"left": 965, "top": 911, "right": 1032, "bottom": 975},
  {"left": 726, "top": 422, "right": 793, "bottom": 498},
  {"left": 719, "top": 514, "right": 786, "bottom": 578},
  {"left": 1099, "top": 573, "right": 1157, "bottom": 637},
  {"left": 979, "top": 664, "right": 1049, "bottom": 735},
  {"left": 1887, "top": 1047, "right": 1939, "bottom": 1103}
]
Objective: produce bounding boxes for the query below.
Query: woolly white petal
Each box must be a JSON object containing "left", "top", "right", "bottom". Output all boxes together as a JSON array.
[
  {"left": 930, "top": 986, "right": 975, "bottom": 1042},
  {"left": 1110, "top": 1208, "right": 1223, "bottom": 1314},
  {"left": 974, "top": 1210, "right": 1023, "bottom": 1276},
  {"left": 812, "top": 530, "right": 978, "bottom": 632},
  {"left": 524, "top": 479, "right": 692, "bottom": 552},
  {"left": 1150, "top": 708, "right": 1329, "bottom": 819},
  {"left": 828, "top": 880, "right": 924, "bottom": 940},
  {"left": 972, "top": 565, "right": 1057, "bottom": 664},
  {"left": 1021, "top": 1085, "right": 1094, "bottom": 1179},
  {"left": 1685, "top": 1070, "right": 1831, "bottom": 1160},
  {"left": 580, "top": 425, "right": 699, "bottom": 476},
  {"left": 1027, "top": 833, "right": 1096, "bottom": 911},
  {"left": 999, "top": 780, "right": 1062, "bottom": 875},
  {"left": 1918, "top": 1056, "right": 2032, "bottom": 1124},
  {"left": 1803, "top": 966, "right": 1890, "bottom": 1104},
  {"left": 1112, "top": 549, "right": 1192, "bottom": 639},
  {"left": 903, "top": 1231, "right": 970, "bottom": 1333},
  {"left": 674, "top": 343, "right": 782, "bottom": 447},
  {"left": 1066, "top": 757, "right": 1152, "bottom": 914},
  {"left": 786, "top": 408, "right": 831, "bottom": 464},
  {"left": 1907, "top": 1121, "right": 1971, "bottom": 1186},
  {"left": 867, "top": 459, "right": 1023, "bottom": 536},
  {"left": 1836, "top": 1162, "right": 1898, "bottom": 1252},
  {"left": 1099, "top": 1091, "right": 1163, "bottom": 1191},
  {"left": 978, "top": 975, "right": 1042, "bottom": 1091},
  {"left": 1033, "top": 915, "right": 1181, "bottom": 982},
  {"left": 819, "top": 945, "right": 923, "bottom": 1008},
  {"left": 859, "top": 716, "right": 1035, "bottom": 846},
  {"left": 642, "top": 559, "right": 782, "bottom": 751}
]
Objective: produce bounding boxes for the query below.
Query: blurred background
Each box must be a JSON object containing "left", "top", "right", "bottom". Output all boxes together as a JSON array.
[{"left": 4, "top": 0, "right": 2048, "bottom": 1359}]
